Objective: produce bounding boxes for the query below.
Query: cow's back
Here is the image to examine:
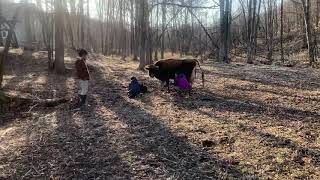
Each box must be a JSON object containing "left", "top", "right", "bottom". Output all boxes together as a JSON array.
[{"left": 155, "top": 59, "right": 197, "bottom": 81}]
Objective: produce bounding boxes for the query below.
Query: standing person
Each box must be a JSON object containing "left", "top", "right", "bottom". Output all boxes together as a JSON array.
[{"left": 75, "top": 49, "right": 90, "bottom": 110}]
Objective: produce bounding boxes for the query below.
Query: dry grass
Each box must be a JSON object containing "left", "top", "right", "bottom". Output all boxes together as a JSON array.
[{"left": 0, "top": 50, "right": 319, "bottom": 179}]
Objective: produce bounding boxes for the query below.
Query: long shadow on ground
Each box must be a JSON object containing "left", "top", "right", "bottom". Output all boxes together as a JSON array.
[
  {"left": 90, "top": 64, "right": 257, "bottom": 179},
  {"left": 158, "top": 90, "right": 320, "bottom": 168},
  {"left": 164, "top": 90, "right": 320, "bottom": 123},
  {"left": 1, "top": 62, "right": 132, "bottom": 179},
  {"left": 207, "top": 64, "right": 320, "bottom": 91},
  {"left": 4, "top": 104, "right": 133, "bottom": 179}
]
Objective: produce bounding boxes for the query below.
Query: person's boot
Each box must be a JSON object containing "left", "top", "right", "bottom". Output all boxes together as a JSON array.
[
  {"left": 71, "top": 94, "right": 82, "bottom": 110},
  {"left": 79, "top": 95, "right": 87, "bottom": 110},
  {"left": 73, "top": 95, "right": 86, "bottom": 111}
]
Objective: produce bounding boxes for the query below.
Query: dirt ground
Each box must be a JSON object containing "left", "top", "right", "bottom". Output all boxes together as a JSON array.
[{"left": 0, "top": 50, "right": 320, "bottom": 179}]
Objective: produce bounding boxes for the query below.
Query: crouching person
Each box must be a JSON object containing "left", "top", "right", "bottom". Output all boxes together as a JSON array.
[
  {"left": 175, "top": 73, "right": 192, "bottom": 96},
  {"left": 75, "top": 49, "right": 90, "bottom": 110},
  {"left": 128, "top": 77, "right": 148, "bottom": 99}
]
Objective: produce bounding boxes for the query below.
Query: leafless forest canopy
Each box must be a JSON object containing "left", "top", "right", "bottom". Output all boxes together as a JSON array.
[{"left": 1, "top": 0, "right": 320, "bottom": 71}]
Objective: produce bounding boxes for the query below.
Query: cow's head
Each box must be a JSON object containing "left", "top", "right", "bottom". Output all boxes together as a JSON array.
[{"left": 145, "top": 64, "right": 159, "bottom": 78}]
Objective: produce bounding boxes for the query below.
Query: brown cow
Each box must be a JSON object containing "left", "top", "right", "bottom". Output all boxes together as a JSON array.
[{"left": 146, "top": 58, "right": 204, "bottom": 91}]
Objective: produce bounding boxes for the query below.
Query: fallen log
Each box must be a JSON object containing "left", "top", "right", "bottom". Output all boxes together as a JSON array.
[
  {"left": 0, "top": 90, "right": 10, "bottom": 104},
  {"left": 1, "top": 91, "right": 70, "bottom": 109},
  {"left": 39, "top": 98, "right": 70, "bottom": 107}
]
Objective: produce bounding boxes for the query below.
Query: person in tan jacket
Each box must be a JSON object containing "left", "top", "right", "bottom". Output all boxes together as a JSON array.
[{"left": 75, "top": 49, "right": 90, "bottom": 109}]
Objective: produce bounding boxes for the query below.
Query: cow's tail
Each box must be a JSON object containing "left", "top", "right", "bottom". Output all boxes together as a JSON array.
[{"left": 195, "top": 60, "right": 205, "bottom": 88}]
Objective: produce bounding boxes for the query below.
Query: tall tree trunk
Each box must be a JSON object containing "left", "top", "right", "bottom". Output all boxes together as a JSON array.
[
  {"left": 219, "top": 0, "right": 232, "bottom": 63},
  {"left": 154, "top": 0, "right": 159, "bottom": 61},
  {"left": 54, "top": 0, "right": 65, "bottom": 74},
  {"left": 225, "top": 0, "right": 232, "bottom": 63},
  {"left": 267, "top": 0, "right": 275, "bottom": 63},
  {"left": 138, "top": 0, "right": 151, "bottom": 70},
  {"left": 65, "top": 4, "right": 75, "bottom": 48},
  {"left": 247, "top": 0, "right": 260, "bottom": 64},
  {"left": 301, "top": 0, "right": 315, "bottom": 65},
  {"left": 87, "top": 0, "right": 91, "bottom": 50},
  {"left": 280, "top": 0, "right": 284, "bottom": 62},
  {"left": 130, "top": 0, "right": 135, "bottom": 56},
  {"left": 0, "top": 0, "right": 3, "bottom": 46},
  {"left": 133, "top": 0, "right": 139, "bottom": 61},
  {"left": 79, "top": 0, "right": 85, "bottom": 48},
  {"left": 317, "top": 0, "right": 320, "bottom": 28},
  {"left": 161, "top": 0, "right": 166, "bottom": 59},
  {"left": 247, "top": 0, "right": 253, "bottom": 64},
  {"left": 219, "top": 0, "right": 225, "bottom": 62},
  {"left": 24, "top": 0, "right": 33, "bottom": 46}
]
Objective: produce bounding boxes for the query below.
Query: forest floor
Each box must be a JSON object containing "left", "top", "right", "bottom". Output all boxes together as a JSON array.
[{"left": 0, "top": 50, "right": 320, "bottom": 179}]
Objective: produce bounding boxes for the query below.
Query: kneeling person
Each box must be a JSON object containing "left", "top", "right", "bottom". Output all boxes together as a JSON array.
[
  {"left": 128, "top": 77, "right": 147, "bottom": 99},
  {"left": 175, "top": 73, "right": 192, "bottom": 96}
]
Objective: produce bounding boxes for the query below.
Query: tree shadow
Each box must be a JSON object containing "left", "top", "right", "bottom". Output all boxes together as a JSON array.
[
  {"left": 163, "top": 89, "right": 320, "bottom": 123},
  {"left": 236, "top": 123, "right": 320, "bottom": 166},
  {"left": 4, "top": 102, "right": 133, "bottom": 179},
  {"left": 225, "top": 84, "right": 320, "bottom": 103},
  {"left": 157, "top": 89, "right": 320, "bottom": 167},
  {"left": 201, "top": 107, "right": 320, "bottom": 166},
  {"left": 208, "top": 64, "right": 320, "bottom": 91},
  {"left": 90, "top": 65, "right": 257, "bottom": 179}
]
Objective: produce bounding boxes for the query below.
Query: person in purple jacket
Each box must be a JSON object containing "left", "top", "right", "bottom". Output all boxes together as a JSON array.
[{"left": 175, "top": 73, "right": 192, "bottom": 96}]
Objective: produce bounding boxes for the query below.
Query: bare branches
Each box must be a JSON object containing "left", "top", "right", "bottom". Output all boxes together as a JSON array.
[{"left": 150, "top": 2, "right": 219, "bottom": 11}]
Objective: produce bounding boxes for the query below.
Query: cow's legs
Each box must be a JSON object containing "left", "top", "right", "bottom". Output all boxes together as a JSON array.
[
  {"left": 161, "top": 81, "right": 165, "bottom": 87},
  {"left": 190, "top": 68, "right": 196, "bottom": 84},
  {"left": 166, "top": 79, "right": 170, "bottom": 92}
]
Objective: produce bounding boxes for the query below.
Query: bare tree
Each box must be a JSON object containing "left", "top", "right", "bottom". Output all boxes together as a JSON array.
[
  {"left": 301, "top": 0, "right": 315, "bottom": 65},
  {"left": 161, "top": 0, "right": 167, "bottom": 59},
  {"left": 36, "top": 0, "right": 54, "bottom": 70},
  {"left": 54, "top": 0, "right": 65, "bottom": 74},
  {"left": 137, "top": 0, "right": 152, "bottom": 70},
  {"left": 219, "top": 0, "right": 232, "bottom": 63},
  {"left": 0, "top": 0, "right": 3, "bottom": 46},
  {"left": 280, "top": 0, "right": 284, "bottom": 62},
  {"left": 264, "top": 0, "right": 276, "bottom": 63},
  {"left": 247, "top": 0, "right": 261, "bottom": 64},
  {"left": 87, "top": 0, "right": 91, "bottom": 50}
]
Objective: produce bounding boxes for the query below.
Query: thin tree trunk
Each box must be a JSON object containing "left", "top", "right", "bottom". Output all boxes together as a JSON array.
[
  {"left": 301, "top": 0, "right": 315, "bottom": 65},
  {"left": 280, "top": 0, "right": 284, "bottom": 62},
  {"left": 24, "top": 0, "right": 33, "bottom": 47},
  {"left": 161, "top": 0, "right": 166, "bottom": 59},
  {"left": 130, "top": 0, "right": 135, "bottom": 56},
  {"left": 247, "top": 0, "right": 253, "bottom": 64},
  {"left": 0, "top": 1, "right": 2, "bottom": 47},
  {"left": 219, "top": 0, "right": 225, "bottom": 62},
  {"left": 133, "top": 0, "right": 139, "bottom": 61},
  {"left": 54, "top": 0, "right": 65, "bottom": 74},
  {"left": 79, "top": 0, "right": 85, "bottom": 48}
]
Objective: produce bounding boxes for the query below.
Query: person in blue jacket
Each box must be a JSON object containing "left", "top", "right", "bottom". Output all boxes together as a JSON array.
[{"left": 128, "top": 77, "right": 147, "bottom": 98}]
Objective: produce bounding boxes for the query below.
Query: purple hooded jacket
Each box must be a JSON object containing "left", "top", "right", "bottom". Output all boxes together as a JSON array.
[{"left": 175, "top": 74, "right": 192, "bottom": 90}]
